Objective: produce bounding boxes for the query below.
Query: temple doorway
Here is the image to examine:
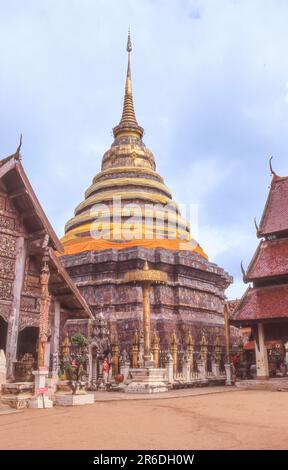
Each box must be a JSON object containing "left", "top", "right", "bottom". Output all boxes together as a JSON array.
[
  {"left": 17, "top": 327, "right": 39, "bottom": 360},
  {"left": 0, "top": 316, "right": 8, "bottom": 353}
]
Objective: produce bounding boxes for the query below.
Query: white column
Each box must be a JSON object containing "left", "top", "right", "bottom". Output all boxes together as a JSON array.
[
  {"left": 183, "top": 357, "right": 191, "bottom": 382},
  {"left": 255, "top": 323, "right": 269, "bottom": 380},
  {"left": 166, "top": 355, "right": 174, "bottom": 383},
  {"left": 6, "top": 237, "right": 26, "bottom": 378}
]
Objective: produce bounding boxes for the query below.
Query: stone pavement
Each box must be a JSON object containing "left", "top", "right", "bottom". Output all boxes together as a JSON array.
[
  {"left": 236, "top": 377, "right": 288, "bottom": 391},
  {"left": 91, "top": 385, "right": 239, "bottom": 402},
  {"left": 0, "top": 403, "right": 21, "bottom": 415}
]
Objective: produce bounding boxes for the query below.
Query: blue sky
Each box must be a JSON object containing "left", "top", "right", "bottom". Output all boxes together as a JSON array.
[{"left": 1, "top": 0, "right": 288, "bottom": 299}]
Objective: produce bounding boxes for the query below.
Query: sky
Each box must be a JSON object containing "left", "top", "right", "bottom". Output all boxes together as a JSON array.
[{"left": 1, "top": 0, "right": 288, "bottom": 299}]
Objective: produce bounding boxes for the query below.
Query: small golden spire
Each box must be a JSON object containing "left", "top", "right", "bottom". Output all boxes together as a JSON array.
[{"left": 113, "top": 30, "right": 143, "bottom": 139}]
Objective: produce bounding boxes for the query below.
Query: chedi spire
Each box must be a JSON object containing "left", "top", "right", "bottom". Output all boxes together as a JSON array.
[{"left": 113, "top": 30, "right": 144, "bottom": 139}]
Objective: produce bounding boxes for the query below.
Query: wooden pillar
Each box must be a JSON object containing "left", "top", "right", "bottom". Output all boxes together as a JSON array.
[
  {"left": 6, "top": 237, "right": 26, "bottom": 379},
  {"left": 224, "top": 303, "right": 231, "bottom": 364},
  {"left": 142, "top": 282, "right": 151, "bottom": 364},
  {"left": 255, "top": 323, "right": 269, "bottom": 380},
  {"left": 50, "top": 300, "right": 61, "bottom": 377}
]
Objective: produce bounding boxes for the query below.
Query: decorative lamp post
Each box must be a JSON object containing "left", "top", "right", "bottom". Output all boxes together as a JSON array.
[{"left": 124, "top": 260, "right": 167, "bottom": 367}]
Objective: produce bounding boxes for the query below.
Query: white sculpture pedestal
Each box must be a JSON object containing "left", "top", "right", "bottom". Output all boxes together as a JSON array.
[
  {"left": 225, "top": 363, "right": 233, "bottom": 386},
  {"left": 29, "top": 369, "right": 53, "bottom": 409},
  {"left": 55, "top": 392, "right": 94, "bottom": 406},
  {"left": 125, "top": 367, "right": 168, "bottom": 394}
]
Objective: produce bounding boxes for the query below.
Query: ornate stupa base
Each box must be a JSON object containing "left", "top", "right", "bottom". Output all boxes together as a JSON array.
[
  {"left": 124, "top": 367, "right": 168, "bottom": 394},
  {"left": 61, "top": 246, "right": 232, "bottom": 352}
]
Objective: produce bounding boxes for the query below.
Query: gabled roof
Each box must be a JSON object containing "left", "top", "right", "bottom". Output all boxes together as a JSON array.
[
  {"left": 245, "top": 238, "right": 288, "bottom": 282},
  {"left": 231, "top": 283, "right": 288, "bottom": 325},
  {"left": 48, "top": 248, "right": 93, "bottom": 318},
  {"left": 257, "top": 174, "right": 288, "bottom": 237},
  {"left": 0, "top": 153, "right": 63, "bottom": 252},
  {"left": 0, "top": 149, "right": 93, "bottom": 319}
]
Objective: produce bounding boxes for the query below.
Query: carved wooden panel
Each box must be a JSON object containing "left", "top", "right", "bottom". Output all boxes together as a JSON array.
[
  {"left": 0, "top": 257, "right": 15, "bottom": 280},
  {"left": 0, "top": 196, "right": 6, "bottom": 211},
  {"left": 20, "top": 295, "right": 38, "bottom": 312},
  {"left": 0, "top": 303, "right": 11, "bottom": 322},
  {"left": 0, "top": 279, "right": 13, "bottom": 300},
  {"left": 0, "top": 234, "right": 16, "bottom": 259},
  {"left": 18, "top": 314, "right": 40, "bottom": 332},
  {"left": 0, "top": 215, "right": 15, "bottom": 230}
]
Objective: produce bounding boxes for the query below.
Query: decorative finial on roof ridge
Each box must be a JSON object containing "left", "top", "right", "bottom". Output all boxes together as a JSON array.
[
  {"left": 15, "top": 134, "right": 22, "bottom": 160},
  {"left": 240, "top": 261, "right": 246, "bottom": 281},
  {"left": 269, "top": 156, "right": 278, "bottom": 177},
  {"left": 254, "top": 217, "right": 259, "bottom": 233}
]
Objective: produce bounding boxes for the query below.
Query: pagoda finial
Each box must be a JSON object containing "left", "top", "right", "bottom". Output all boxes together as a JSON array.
[
  {"left": 113, "top": 30, "right": 144, "bottom": 139},
  {"left": 269, "top": 156, "right": 278, "bottom": 177}
]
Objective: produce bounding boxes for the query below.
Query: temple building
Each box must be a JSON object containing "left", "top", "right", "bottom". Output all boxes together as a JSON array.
[
  {"left": 60, "top": 34, "right": 232, "bottom": 352},
  {"left": 0, "top": 145, "right": 92, "bottom": 389},
  {"left": 232, "top": 161, "right": 288, "bottom": 379}
]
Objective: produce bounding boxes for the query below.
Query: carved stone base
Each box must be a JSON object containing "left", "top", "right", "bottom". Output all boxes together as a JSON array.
[
  {"left": 29, "top": 395, "right": 53, "bottom": 409},
  {"left": 1, "top": 382, "right": 34, "bottom": 395},
  {"left": 125, "top": 367, "right": 168, "bottom": 394},
  {"left": 55, "top": 392, "right": 95, "bottom": 406},
  {"left": 1, "top": 393, "right": 32, "bottom": 409}
]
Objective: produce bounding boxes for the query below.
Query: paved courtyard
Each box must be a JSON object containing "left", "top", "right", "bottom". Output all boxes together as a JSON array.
[{"left": 0, "top": 390, "right": 288, "bottom": 450}]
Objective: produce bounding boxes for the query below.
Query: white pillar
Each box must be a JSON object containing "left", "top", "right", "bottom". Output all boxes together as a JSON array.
[
  {"left": 6, "top": 237, "right": 26, "bottom": 378},
  {"left": 212, "top": 361, "right": 220, "bottom": 377},
  {"left": 29, "top": 369, "right": 53, "bottom": 409},
  {"left": 255, "top": 323, "right": 269, "bottom": 379},
  {"left": 197, "top": 360, "right": 207, "bottom": 380},
  {"left": 183, "top": 357, "right": 191, "bottom": 382},
  {"left": 166, "top": 355, "right": 174, "bottom": 383},
  {"left": 120, "top": 363, "right": 129, "bottom": 383},
  {"left": 44, "top": 341, "right": 51, "bottom": 368}
]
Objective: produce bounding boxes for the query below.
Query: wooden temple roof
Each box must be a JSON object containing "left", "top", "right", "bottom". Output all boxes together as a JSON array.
[
  {"left": 257, "top": 174, "right": 288, "bottom": 237},
  {"left": 0, "top": 151, "right": 93, "bottom": 319},
  {"left": 231, "top": 284, "right": 288, "bottom": 325},
  {"left": 0, "top": 153, "right": 62, "bottom": 252},
  {"left": 48, "top": 248, "right": 93, "bottom": 318},
  {"left": 245, "top": 238, "right": 288, "bottom": 282}
]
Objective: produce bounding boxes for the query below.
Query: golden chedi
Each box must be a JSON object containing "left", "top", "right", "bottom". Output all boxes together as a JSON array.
[
  {"left": 61, "top": 33, "right": 232, "bottom": 353},
  {"left": 61, "top": 32, "right": 206, "bottom": 258}
]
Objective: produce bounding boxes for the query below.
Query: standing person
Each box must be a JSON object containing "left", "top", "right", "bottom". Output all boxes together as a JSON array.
[{"left": 102, "top": 357, "right": 110, "bottom": 384}]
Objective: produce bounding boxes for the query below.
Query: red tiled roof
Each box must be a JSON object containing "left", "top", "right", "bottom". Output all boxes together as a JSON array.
[
  {"left": 232, "top": 284, "right": 288, "bottom": 323},
  {"left": 258, "top": 175, "right": 288, "bottom": 236},
  {"left": 245, "top": 238, "right": 288, "bottom": 281}
]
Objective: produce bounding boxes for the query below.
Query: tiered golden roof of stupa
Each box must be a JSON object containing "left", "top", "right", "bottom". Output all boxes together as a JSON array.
[{"left": 61, "top": 33, "right": 207, "bottom": 259}]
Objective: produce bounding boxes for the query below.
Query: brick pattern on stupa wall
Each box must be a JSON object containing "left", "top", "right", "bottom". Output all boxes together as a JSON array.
[{"left": 61, "top": 246, "right": 233, "bottom": 351}]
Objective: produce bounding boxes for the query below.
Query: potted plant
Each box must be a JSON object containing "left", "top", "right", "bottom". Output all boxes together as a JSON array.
[{"left": 62, "top": 333, "right": 88, "bottom": 395}]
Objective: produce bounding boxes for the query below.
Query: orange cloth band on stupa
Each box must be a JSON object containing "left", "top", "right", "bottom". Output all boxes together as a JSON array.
[
  {"left": 60, "top": 31, "right": 208, "bottom": 261},
  {"left": 59, "top": 237, "right": 207, "bottom": 259}
]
